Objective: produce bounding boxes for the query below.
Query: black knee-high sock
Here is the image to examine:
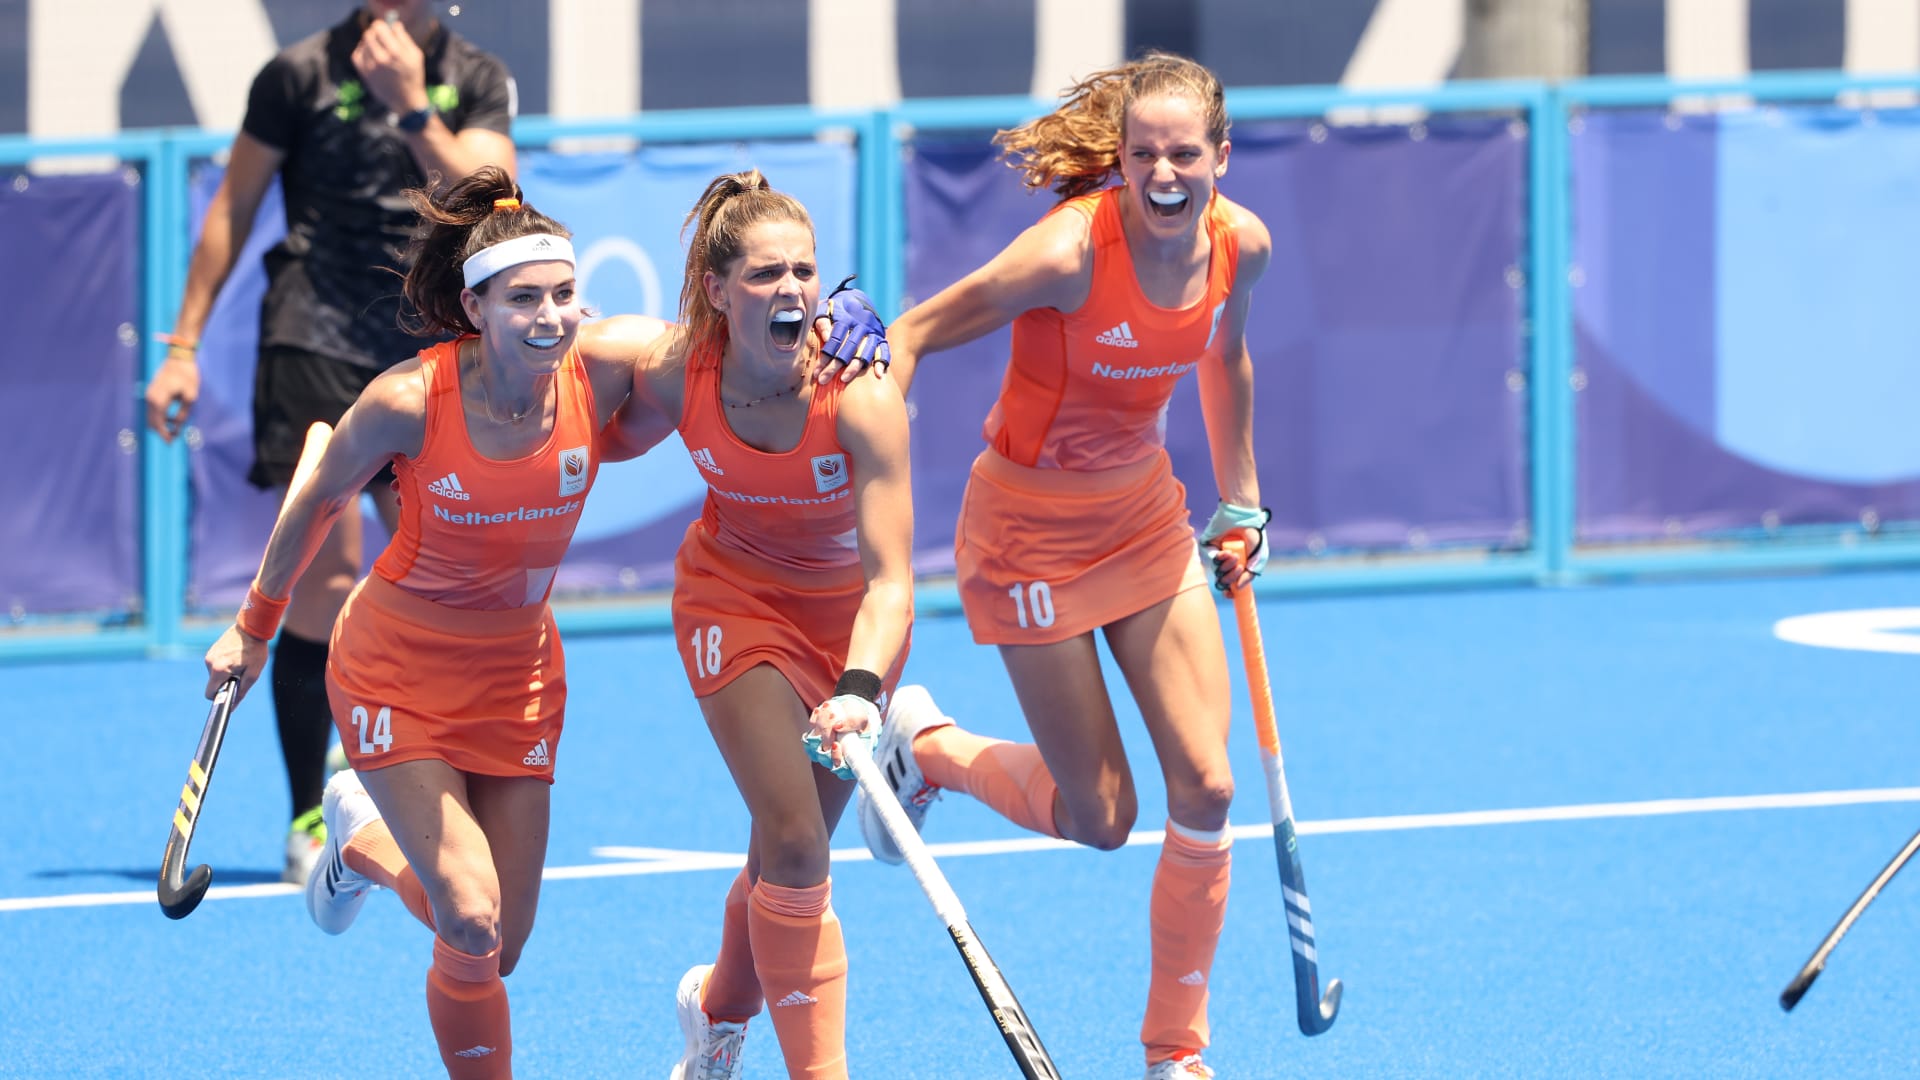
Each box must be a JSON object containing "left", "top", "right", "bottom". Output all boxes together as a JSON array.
[{"left": 271, "top": 630, "right": 332, "bottom": 821}]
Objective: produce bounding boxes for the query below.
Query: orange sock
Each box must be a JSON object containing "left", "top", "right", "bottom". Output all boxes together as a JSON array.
[
  {"left": 345, "top": 819, "right": 436, "bottom": 930},
  {"left": 1141, "top": 821, "right": 1233, "bottom": 1064},
  {"left": 426, "top": 936, "right": 512, "bottom": 1079},
  {"left": 747, "top": 879, "right": 848, "bottom": 1080},
  {"left": 701, "top": 867, "right": 763, "bottom": 1023},
  {"left": 914, "top": 727, "right": 1063, "bottom": 839}
]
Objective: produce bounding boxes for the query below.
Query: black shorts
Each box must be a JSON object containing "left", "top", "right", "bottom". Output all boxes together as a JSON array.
[{"left": 249, "top": 346, "right": 398, "bottom": 490}]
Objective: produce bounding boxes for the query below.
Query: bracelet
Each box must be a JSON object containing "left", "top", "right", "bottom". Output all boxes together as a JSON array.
[
  {"left": 833, "top": 668, "right": 883, "bottom": 704},
  {"left": 234, "top": 583, "right": 289, "bottom": 642},
  {"left": 155, "top": 332, "right": 197, "bottom": 353}
]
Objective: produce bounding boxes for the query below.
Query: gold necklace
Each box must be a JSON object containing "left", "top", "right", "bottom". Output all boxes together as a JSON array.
[
  {"left": 723, "top": 358, "right": 812, "bottom": 409},
  {"left": 724, "top": 377, "right": 804, "bottom": 409},
  {"left": 478, "top": 364, "right": 546, "bottom": 424}
]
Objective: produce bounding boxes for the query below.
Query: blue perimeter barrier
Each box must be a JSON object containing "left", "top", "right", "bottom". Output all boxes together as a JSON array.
[{"left": 5, "top": 71, "right": 1920, "bottom": 663}]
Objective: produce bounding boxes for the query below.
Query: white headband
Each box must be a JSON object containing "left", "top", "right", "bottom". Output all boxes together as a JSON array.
[{"left": 462, "top": 233, "right": 576, "bottom": 288}]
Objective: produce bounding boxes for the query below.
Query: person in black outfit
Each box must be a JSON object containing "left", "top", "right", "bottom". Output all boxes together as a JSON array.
[{"left": 144, "top": 0, "right": 517, "bottom": 884}]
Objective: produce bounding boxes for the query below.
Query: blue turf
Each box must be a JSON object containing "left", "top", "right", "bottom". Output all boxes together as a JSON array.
[{"left": 6, "top": 570, "right": 1920, "bottom": 1076}]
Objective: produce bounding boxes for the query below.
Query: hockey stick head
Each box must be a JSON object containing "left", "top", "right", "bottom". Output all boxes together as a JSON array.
[
  {"left": 157, "top": 678, "right": 239, "bottom": 920},
  {"left": 157, "top": 862, "right": 213, "bottom": 920},
  {"left": 1301, "top": 977, "right": 1342, "bottom": 1035}
]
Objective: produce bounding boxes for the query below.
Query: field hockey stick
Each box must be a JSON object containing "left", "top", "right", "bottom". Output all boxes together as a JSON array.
[
  {"left": 841, "top": 737, "right": 1062, "bottom": 1079},
  {"left": 1779, "top": 824, "right": 1920, "bottom": 1011},
  {"left": 1224, "top": 540, "right": 1341, "bottom": 1036},
  {"left": 157, "top": 422, "right": 333, "bottom": 920},
  {"left": 157, "top": 677, "right": 241, "bottom": 918}
]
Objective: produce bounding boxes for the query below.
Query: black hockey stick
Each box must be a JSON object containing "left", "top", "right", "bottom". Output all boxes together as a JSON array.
[
  {"left": 1780, "top": 824, "right": 1920, "bottom": 1011},
  {"left": 843, "top": 737, "right": 1062, "bottom": 1079},
  {"left": 157, "top": 677, "right": 240, "bottom": 919}
]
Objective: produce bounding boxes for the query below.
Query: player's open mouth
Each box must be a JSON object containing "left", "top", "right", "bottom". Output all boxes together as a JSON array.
[
  {"left": 770, "top": 308, "right": 805, "bottom": 349},
  {"left": 524, "top": 336, "right": 562, "bottom": 351},
  {"left": 1148, "top": 190, "right": 1190, "bottom": 218}
]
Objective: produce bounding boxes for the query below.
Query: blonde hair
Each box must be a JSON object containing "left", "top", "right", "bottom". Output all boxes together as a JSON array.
[
  {"left": 678, "top": 170, "right": 815, "bottom": 351},
  {"left": 994, "top": 51, "right": 1229, "bottom": 200}
]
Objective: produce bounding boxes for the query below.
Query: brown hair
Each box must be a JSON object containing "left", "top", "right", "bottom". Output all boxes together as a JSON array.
[
  {"left": 400, "top": 165, "right": 573, "bottom": 337},
  {"left": 677, "top": 169, "right": 814, "bottom": 351},
  {"left": 994, "top": 51, "right": 1229, "bottom": 200}
]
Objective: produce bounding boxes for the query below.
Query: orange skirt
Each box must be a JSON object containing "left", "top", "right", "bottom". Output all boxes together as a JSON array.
[
  {"left": 326, "top": 573, "right": 564, "bottom": 782},
  {"left": 955, "top": 448, "right": 1207, "bottom": 645},
  {"left": 671, "top": 521, "right": 909, "bottom": 708}
]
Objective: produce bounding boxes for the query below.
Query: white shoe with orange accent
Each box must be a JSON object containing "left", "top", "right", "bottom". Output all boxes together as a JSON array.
[
  {"left": 1144, "top": 1053, "right": 1216, "bottom": 1079},
  {"left": 856, "top": 684, "right": 951, "bottom": 865},
  {"left": 670, "top": 964, "right": 747, "bottom": 1080}
]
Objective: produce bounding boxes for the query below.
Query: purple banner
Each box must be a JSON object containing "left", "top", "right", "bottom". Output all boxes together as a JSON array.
[
  {"left": 1573, "top": 107, "right": 1920, "bottom": 542},
  {"left": 0, "top": 168, "right": 141, "bottom": 617},
  {"left": 904, "top": 117, "right": 1532, "bottom": 566}
]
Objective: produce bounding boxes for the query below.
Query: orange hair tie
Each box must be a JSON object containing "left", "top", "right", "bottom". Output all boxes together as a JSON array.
[{"left": 493, "top": 197, "right": 521, "bottom": 211}]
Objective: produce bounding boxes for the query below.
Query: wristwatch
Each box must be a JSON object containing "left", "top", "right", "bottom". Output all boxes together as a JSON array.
[{"left": 394, "top": 105, "right": 434, "bottom": 134}]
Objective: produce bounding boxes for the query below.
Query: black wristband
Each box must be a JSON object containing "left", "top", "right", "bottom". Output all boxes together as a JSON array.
[{"left": 833, "top": 668, "right": 883, "bottom": 704}]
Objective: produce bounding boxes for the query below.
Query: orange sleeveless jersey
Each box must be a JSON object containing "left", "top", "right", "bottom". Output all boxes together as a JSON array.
[
  {"left": 328, "top": 338, "right": 597, "bottom": 780},
  {"left": 678, "top": 344, "right": 861, "bottom": 573},
  {"left": 984, "top": 188, "right": 1241, "bottom": 471},
  {"left": 373, "top": 338, "right": 600, "bottom": 609},
  {"left": 670, "top": 344, "right": 909, "bottom": 705},
  {"left": 957, "top": 189, "right": 1241, "bottom": 644}
]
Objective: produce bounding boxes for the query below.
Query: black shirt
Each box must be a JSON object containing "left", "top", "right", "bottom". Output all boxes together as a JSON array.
[{"left": 241, "top": 11, "right": 515, "bottom": 368}]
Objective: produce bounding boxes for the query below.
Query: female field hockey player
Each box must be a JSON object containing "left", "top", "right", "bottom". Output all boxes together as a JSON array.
[
  {"left": 602, "top": 170, "right": 911, "bottom": 1080},
  {"left": 824, "top": 52, "right": 1273, "bottom": 1080},
  {"left": 202, "top": 166, "right": 674, "bottom": 1079}
]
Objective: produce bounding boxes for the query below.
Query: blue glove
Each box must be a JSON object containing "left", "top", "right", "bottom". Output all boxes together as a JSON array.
[
  {"left": 816, "top": 275, "right": 891, "bottom": 372},
  {"left": 1200, "top": 501, "right": 1271, "bottom": 594},
  {"left": 803, "top": 693, "right": 881, "bottom": 779}
]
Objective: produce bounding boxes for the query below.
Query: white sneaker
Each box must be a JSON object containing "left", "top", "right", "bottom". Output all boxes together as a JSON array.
[
  {"left": 855, "top": 684, "right": 952, "bottom": 865},
  {"left": 1145, "top": 1053, "right": 1216, "bottom": 1079},
  {"left": 305, "top": 769, "right": 381, "bottom": 935},
  {"left": 669, "top": 964, "right": 747, "bottom": 1080},
  {"left": 282, "top": 806, "right": 325, "bottom": 886}
]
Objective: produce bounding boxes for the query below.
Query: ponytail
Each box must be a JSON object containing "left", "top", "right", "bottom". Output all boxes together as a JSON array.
[
  {"left": 400, "top": 165, "right": 573, "bottom": 337},
  {"left": 994, "top": 51, "right": 1229, "bottom": 200},
  {"left": 678, "top": 170, "right": 814, "bottom": 355}
]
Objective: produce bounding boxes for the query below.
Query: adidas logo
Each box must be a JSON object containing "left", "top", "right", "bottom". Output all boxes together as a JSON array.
[
  {"left": 690, "top": 447, "right": 725, "bottom": 476},
  {"left": 530, "top": 236, "right": 556, "bottom": 251},
  {"left": 523, "top": 739, "right": 550, "bottom": 767},
  {"left": 774, "top": 990, "right": 818, "bottom": 1007},
  {"left": 1095, "top": 321, "right": 1140, "bottom": 348},
  {"left": 1178, "top": 970, "right": 1206, "bottom": 987},
  {"left": 454, "top": 1046, "right": 496, "bottom": 1059},
  {"left": 427, "top": 472, "right": 472, "bottom": 501}
]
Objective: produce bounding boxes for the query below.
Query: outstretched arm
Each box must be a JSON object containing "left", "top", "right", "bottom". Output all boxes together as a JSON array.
[
  {"left": 204, "top": 368, "right": 425, "bottom": 702},
  {"left": 826, "top": 211, "right": 1092, "bottom": 395}
]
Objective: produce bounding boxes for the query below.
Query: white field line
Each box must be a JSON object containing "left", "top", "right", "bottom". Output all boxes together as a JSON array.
[{"left": 10, "top": 786, "right": 1920, "bottom": 914}]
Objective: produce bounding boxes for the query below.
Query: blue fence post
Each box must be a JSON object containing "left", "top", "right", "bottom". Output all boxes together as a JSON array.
[
  {"left": 140, "top": 131, "right": 189, "bottom": 652},
  {"left": 1532, "top": 84, "right": 1575, "bottom": 580}
]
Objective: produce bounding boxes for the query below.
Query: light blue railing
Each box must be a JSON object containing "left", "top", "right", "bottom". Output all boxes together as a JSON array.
[{"left": 6, "top": 71, "right": 1920, "bottom": 663}]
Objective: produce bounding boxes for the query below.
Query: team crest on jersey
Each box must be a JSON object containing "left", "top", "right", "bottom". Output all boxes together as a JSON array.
[
  {"left": 810, "top": 453, "right": 849, "bottom": 494},
  {"left": 558, "top": 446, "right": 590, "bottom": 496}
]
